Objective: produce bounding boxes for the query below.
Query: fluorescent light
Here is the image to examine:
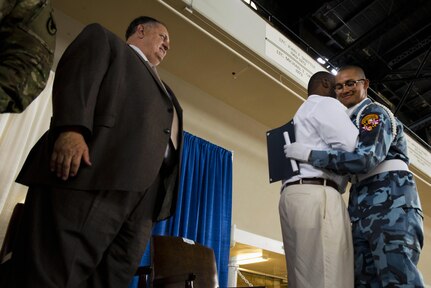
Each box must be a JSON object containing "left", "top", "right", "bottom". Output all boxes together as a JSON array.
[
  {"left": 250, "top": 1, "right": 257, "bottom": 10},
  {"left": 235, "top": 252, "right": 262, "bottom": 261},
  {"left": 317, "top": 57, "right": 326, "bottom": 64},
  {"left": 231, "top": 251, "right": 269, "bottom": 265},
  {"left": 243, "top": 0, "right": 251, "bottom": 4},
  {"left": 236, "top": 256, "right": 268, "bottom": 265}
]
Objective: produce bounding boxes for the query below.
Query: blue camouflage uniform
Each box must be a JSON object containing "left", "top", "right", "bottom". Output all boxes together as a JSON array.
[{"left": 308, "top": 98, "right": 424, "bottom": 287}]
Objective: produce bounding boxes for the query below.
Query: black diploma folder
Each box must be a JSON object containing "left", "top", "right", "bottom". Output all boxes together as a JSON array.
[{"left": 266, "top": 119, "right": 300, "bottom": 183}]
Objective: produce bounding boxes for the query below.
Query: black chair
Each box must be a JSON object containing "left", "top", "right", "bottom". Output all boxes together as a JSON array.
[{"left": 136, "top": 235, "right": 219, "bottom": 288}]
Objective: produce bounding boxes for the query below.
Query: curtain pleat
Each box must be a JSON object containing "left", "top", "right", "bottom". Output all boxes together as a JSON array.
[{"left": 0, "top": 72, "right": 53, "bottom": 244}]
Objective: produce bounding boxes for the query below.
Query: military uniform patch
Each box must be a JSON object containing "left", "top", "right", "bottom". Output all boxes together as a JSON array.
[{"left": 361, "top": 114, "right": 380, "bottom": 131}]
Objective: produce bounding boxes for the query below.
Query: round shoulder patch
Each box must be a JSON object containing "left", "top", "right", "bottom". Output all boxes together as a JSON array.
[{"left": 361, "top": 113, "right": 380, "bottom": 131}]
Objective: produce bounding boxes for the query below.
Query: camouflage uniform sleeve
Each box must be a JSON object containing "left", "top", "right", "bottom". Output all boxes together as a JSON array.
[
  {"left": 308, "top": 104, "right": 394, "bottom": 174},
  {"left": 0, "top": 0, "right": 56, "bottom": 113}
]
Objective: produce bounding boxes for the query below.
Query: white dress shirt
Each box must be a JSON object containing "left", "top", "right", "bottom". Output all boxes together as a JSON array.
[{"left": 285, "top": 95, "right": 358, "bottom": 191}]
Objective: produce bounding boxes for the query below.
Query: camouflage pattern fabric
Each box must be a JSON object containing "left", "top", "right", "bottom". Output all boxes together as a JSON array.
[
  {"left": 307, "top": 98, "right": 424, "bottom": 287},
  {"left": 0, "top": 0, "right": 56, "bottom": 113},
  {"left": 352, "top": 206, "right": 424, "bottom": 287},
  {"left": 348, "top": 170, "right": 422, "bottom": 221},
  {"left": 0, "top": 0, "right": 17, "bottom": 18},
  {"left": 309, "top": 98, "right": 423, "bottom": 217},
  {"left": 309, "top": 98, "right": 409, "bottom": 175}
]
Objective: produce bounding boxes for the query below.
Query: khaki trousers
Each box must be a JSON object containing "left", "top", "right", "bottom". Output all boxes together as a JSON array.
[{"left": 279, "top": 184, "right": 354, "bottom": 288}]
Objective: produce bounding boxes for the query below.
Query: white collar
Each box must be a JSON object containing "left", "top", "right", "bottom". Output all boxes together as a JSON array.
[{"left": 129, "top": 44, "right": 149, "bottom": 62}]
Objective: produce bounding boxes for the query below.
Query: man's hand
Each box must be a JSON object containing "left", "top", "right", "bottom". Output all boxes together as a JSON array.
[
  {"left": 50, "top": 131, "right": 92, "bottom": 180},
  {"left": 284, "top": 142, "right": 311, "bottom": 162}
]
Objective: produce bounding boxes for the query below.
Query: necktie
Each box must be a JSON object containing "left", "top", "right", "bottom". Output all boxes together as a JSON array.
[{"left": 151, "top": 65, "right": 179, "bottom": 150}]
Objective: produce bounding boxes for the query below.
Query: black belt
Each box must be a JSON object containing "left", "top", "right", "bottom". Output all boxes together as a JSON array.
[{"left": 283, "top": 178, "right": 339, "bottom": 192}]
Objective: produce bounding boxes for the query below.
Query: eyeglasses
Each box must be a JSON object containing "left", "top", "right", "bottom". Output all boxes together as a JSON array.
[{"left": 334, "top": 79, "right": 365, "bottom": 92}]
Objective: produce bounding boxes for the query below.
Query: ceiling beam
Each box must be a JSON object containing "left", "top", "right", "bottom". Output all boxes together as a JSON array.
[{"left": 394, "top": 44, "right": 431, "bottom": 115}]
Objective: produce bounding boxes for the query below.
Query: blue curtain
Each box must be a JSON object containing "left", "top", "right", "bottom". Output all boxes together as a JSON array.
[{"left": 129, "top": 131, "right": 233, "bottom": 287}]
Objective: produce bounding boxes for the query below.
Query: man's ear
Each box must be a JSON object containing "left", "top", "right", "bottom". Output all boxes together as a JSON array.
[
  {"left": 363, "top": 78, "right": 370, "bottom": 89},
  {"left": 321, "top": 78, "right": 331, "bottom": 89},
  {"left": 137, "top": 24, "right": 145, "bottom": 39}
]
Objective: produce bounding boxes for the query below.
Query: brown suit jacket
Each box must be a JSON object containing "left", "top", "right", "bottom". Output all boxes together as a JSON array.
[{"left": 16, "top": 23, "right": 183, "bottom": 221}]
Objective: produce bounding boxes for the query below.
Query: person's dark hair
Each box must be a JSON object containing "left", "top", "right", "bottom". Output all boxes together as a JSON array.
[
  {"left": 125, "top": 16, "right": 165, "bottom": 39},
  {"left": 307, "top": 71, "right": 334, "bottom": 97}
]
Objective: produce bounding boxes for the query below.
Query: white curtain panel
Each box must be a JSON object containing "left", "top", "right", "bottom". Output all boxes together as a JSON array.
[{"left": 0, "top": 72, "right": 54, "bottom": 245}]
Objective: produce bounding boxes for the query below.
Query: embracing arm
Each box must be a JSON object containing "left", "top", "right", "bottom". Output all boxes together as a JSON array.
[
  {"left": 285, "top": 98, "right": 358, "bottom": 167},
  {"left": 309, "top": 105, "right": 394, "bottom": 174}
]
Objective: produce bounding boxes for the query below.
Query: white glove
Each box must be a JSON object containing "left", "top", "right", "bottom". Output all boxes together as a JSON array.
[{"left": 284, "top": 142, "right": 311, "bottom": 162}]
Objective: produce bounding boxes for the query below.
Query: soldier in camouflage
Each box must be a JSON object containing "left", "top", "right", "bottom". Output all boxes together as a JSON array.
[
  {"left": 284, "top": 65, "right": 424, "bottom": 287},
  {"left": 0, "top": 0, "right": 56, "bottom": 113}
]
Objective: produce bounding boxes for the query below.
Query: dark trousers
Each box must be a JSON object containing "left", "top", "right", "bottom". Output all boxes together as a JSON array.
[{"left": 6, "top": 172, "right": 163, "bottom": 288}]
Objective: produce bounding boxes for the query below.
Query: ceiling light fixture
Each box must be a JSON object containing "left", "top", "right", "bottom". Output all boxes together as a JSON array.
[
  {"left": 236, "top": 256, "right": 268, "bottom": 265},
  {"left": 232, "top": 251, "right": 269, "bottom": 265},
  {"left": 317, "top": 57, "right": 326, "bottom": 64}
]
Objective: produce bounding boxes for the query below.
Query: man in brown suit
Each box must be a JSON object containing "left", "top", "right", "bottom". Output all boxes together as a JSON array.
[{"left": 7, "top": 16, "right": 182, "bottom": 288}]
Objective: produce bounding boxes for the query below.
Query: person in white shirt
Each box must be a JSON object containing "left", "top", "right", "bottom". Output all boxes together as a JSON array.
[{"left": 278, "top": 71, "right": 358, "bottom": 288}]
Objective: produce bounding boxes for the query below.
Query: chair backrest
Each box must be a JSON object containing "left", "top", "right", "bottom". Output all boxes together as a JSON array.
[{"left": 150, "top": 235, "right": 219, "bottom": 288}]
